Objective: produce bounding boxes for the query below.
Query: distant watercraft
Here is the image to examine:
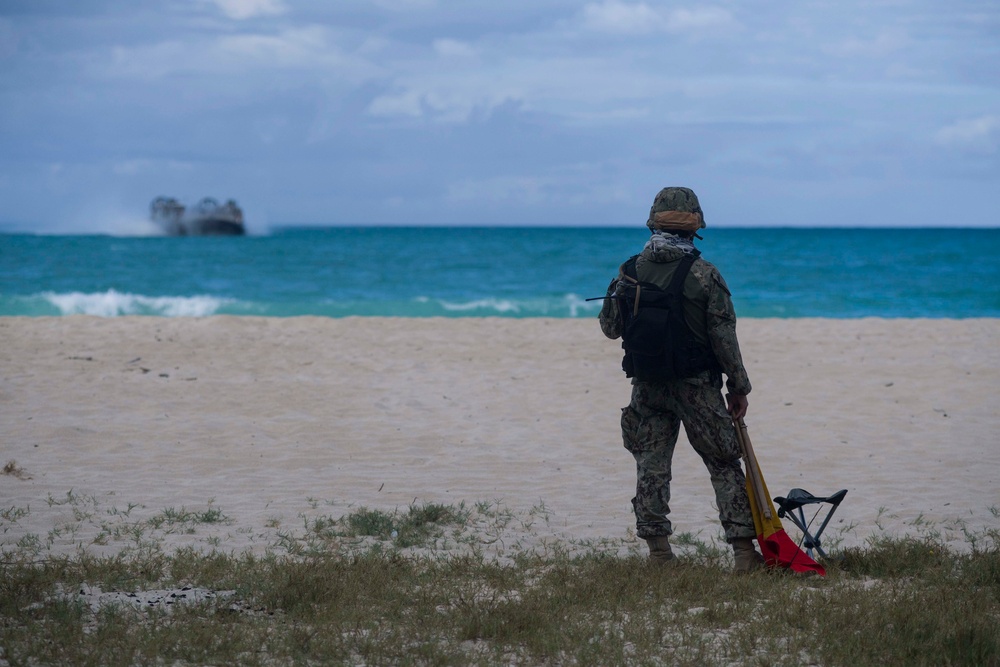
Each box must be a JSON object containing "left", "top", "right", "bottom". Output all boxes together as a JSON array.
[{"left": 150, "top": 197, "right": 246, "bottom": 236}]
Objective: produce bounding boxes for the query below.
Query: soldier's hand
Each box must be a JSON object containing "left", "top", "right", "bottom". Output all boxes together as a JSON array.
[{"left": 726, "top": 393, "right": 748, "bottom": 420}]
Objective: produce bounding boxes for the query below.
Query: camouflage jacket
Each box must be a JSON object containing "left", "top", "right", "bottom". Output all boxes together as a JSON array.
[{"left": 599, "top": 240, "right": 752, "bottom": 396}]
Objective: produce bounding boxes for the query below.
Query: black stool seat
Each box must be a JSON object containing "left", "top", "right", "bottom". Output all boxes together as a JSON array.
[
  {"left": 772, "top": 488, "right": 848, "bottom": 559},
  {"left": 774, "top": 488, "right": 848, "bottom": 515}
]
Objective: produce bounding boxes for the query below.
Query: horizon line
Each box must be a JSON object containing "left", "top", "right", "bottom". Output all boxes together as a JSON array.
[{"left": 2, "top": 223, "right": 999, "bottom": 237}]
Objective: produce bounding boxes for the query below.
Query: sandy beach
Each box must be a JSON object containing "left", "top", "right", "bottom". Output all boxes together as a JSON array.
[{"left": 2, "top": 316, "right": 998, "bottom": 559}]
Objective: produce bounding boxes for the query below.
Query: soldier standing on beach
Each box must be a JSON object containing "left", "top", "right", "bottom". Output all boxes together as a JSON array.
[{"left": 599, "top": 186, "right": 765, "bottom": 573}]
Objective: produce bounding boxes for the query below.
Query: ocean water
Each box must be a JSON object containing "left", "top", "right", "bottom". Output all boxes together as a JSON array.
[{"left": 1, "top": 227, "right": 997, "bottom": 318}]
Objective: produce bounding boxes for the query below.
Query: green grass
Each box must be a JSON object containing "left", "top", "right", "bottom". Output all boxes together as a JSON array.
[{"left": 2, "top": 500, "right": 998, "bottom": 666}]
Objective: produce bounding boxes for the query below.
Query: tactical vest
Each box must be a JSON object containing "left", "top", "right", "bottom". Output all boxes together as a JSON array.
[{"left": 619, "top": 251, "right": 720, "bottom": 381}]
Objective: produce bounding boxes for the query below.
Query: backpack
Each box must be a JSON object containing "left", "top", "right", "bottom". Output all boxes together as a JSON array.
[{"left": 619, "top": 251, "right": 719, "bottom": 381}]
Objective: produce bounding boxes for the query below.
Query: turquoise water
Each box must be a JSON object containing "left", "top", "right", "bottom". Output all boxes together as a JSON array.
[{"left": 1, "top": 227, "right": 997, "bottom": 318}]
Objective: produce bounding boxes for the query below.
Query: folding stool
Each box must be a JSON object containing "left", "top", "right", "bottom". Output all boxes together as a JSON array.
[{"left": 772, "top": 488, "right": 848, "bottom": 559}]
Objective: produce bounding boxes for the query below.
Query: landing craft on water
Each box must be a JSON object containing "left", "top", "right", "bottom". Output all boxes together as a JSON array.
[{"left": 150, "top": 197, "right": 246, "bottom": 236}]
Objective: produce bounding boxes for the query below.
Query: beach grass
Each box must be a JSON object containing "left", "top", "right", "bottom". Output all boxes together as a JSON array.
[{"left": 2, "top": 500, "right": 999, "bottom": 666}]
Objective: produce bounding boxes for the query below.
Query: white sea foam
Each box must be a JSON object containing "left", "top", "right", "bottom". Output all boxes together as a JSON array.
[
  {"left": 431, "top": 294, "right": 603, "bottom": 317},
  {"left": 565, "top": 293, "right": 601, "bottom": 318},
  {"left": 438, "top": 297, "right": 521, "bottom": 314},
  {"left": 42, "top": 290, "right": 229, "bottom": 317}
]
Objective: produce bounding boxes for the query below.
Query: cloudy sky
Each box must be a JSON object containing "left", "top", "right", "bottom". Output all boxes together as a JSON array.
[{"left": 0, "top": 0, "right": 997, "bottom": 233}]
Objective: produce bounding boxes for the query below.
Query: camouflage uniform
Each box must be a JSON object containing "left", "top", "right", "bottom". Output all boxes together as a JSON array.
[{"left": 600, "top": 187, "right": 756, "bottom": 543}]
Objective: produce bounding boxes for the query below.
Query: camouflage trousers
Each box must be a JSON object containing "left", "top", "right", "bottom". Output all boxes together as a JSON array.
[{"left": 621, "top": 372, "right": 756, "bottom": 543}]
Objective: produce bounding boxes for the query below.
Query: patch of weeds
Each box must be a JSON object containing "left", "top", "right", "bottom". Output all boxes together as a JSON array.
[
  {"left": 194, "top": 505, "right": 228, "bottom": 524},
  {"left": 46, "top": 489, "right": 79, "bottom": 507},
  {"left": 835, "top": 534, "right": 953, "bottom": 578},
  {"left": 298, "top": 502, "right": 472, "bottom": 551},
  {"left": 107, "top": 502, "right": 141, "bottom": 518},
  {"left": 873, "top": 505, "right": 896, "bottom": 531},
  {"left": 13, "top": 533, "right": 43, "bottom": 560},
  {"left": 273, "top": 530, "right": 306, "bottom": 556},
  {"left": 71, "top": 504, "right": 96, "bottom": 523},
  {"left": 467, "top": 499, "right": 517, "bottom": 548},
  {"left": 671, "top": 531, "right": 729, "bottom": 566},
  {"left": 2, "top": 505, "right": 30, "bottom": 523},
  {"left": 671, "top": 531, "right": 706, "bottom": 547},
  {"left": 517, "top": 501, "right": 552, "bottom": 532},
  {"left": 147, "top": 501, "right": 232, "bottom": 532},
  {"left": 3, "top": 460, "right": 31, "bottom": 480},
  {"left": 344, "top": 507, "right": 396, "bottom": 538},
  {"left": 395, "top": 502, "right": 471, "bottom": 548}
]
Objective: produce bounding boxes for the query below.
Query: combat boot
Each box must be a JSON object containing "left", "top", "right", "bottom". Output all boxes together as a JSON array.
[
  {"left": 645, "top": 536, "right": 675, "bottom": 564},
  {"left": 732, "top": 538, "right": 765, "bottom": 573}
]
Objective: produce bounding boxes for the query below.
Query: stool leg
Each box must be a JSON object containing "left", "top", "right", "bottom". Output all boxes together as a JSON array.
[
  {"left": 795, "top": 507, "right": 821, "bottom": 558},
  {"left": 810, "top": 503, "right": 842, "bottom": 558}
]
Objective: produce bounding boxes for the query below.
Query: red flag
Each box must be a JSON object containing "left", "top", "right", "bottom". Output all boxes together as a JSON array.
[{"left": 734, "top": 418, "right": 826, "bottom": 576}]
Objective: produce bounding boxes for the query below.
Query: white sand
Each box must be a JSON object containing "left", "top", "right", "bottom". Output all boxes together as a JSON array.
[{"left": 2, "top": 316, "right": 998, "bottom": 559}]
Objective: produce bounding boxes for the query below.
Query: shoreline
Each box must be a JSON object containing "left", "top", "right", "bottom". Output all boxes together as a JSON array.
[{"left": 2, "top": 316, "right": 998, "bottom": 559}]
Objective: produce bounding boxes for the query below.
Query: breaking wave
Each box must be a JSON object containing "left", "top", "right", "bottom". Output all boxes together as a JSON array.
[
  {"left": 1, "top": 291, "right": 603, "bottom": 318},
  {"left": 432, "top": 294, "right": 597, "bottom": 317},
  {"left": 40, "top": 290, "right": 232, "bottom": 317}
]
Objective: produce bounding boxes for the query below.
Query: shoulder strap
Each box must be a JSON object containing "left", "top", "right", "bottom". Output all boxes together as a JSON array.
[
  {"left": 622, "top": 255, "right": 639, "bottom": 281},
  {"left": 666, "top": 251, "right": 699, "bottom": 297}
]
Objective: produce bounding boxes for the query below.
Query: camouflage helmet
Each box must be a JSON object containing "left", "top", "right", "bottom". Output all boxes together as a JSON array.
[{"left": 646, "top": 186, "right": 706, "bottom": 233}]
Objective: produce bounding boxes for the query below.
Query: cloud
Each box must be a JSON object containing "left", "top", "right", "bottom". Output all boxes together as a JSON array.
[
  {"left": 578, "top": 2, "right": 735, "bottom": 35},
  {"left": 445, "top": 173, "right": 585, "bottom": 209},
  {"left": 936, "top": 115, "right": 1000, "bottom": 153},
  {"left": 433, "top": 39, "right": 476, "bottom": 58},
  {"left": 217, "top": 26, "right": 336, "bottom": 66},
  {"left": 823, "top": 29, "right": 909, "bottom": 58},
  {"left": 445, "top": 159, "right": 630, "bottom": 208},
  {"left": 368, "top": 90, "right": 425, "bottom": 118},
  {"left": 580, "top": 1, "right": 662, "bottom": 34},
  {"left": 210, "top": 0, "right": 288, "bottom": 20},
  {"left": 98, "top": 25, "right": 375, "bottom": 86},
  {"left": 446, "top": 175, "right": 548, "bottom": 205},
  {"left": 370, "top": 0, "right": 439, "bottom": 10},
  {"left": 112, "top": 159, "right": 194, "bottom": 176},
  {"left": 666, "top": 7, "right": 738, "bottom": 32},
  {"left": 368, "top": 85, "right": 520, "bottom": 123}
]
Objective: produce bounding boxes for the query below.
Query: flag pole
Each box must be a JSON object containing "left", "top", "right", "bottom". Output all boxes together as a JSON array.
[
  {"left": 731, "top": 417, "right": 826, "bottom": 575},
  {"left": 734, "top": 417, "right": 772, "bottom": 520}
]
